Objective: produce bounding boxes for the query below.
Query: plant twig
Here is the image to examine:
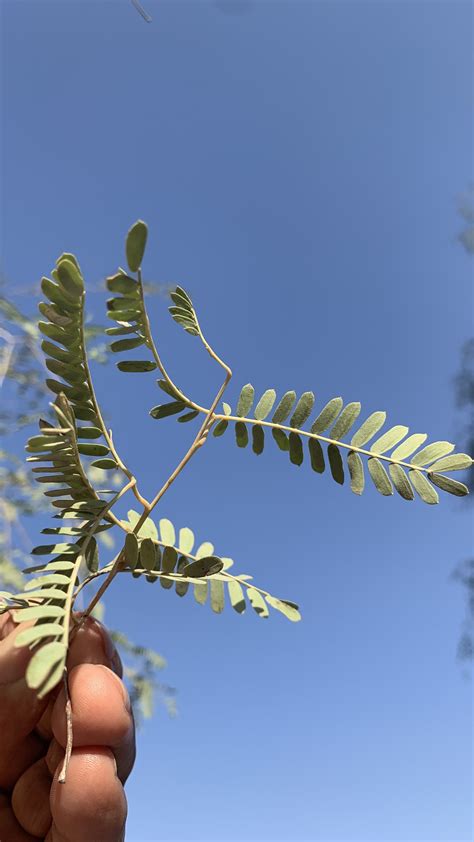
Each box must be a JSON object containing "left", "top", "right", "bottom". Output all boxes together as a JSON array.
[{"left": 58, "top": 668, "right": 73, "bottom": 784}]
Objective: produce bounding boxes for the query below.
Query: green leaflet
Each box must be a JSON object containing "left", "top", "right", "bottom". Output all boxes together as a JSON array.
[
  {"left": 107, "top": 309, "right": 141, "bottom": 323},
  {"left": 194, "top": 582, "right": 208, "bottom": 605},
  {"left": 213, "top": 420, "right": 229, "bottom": 437},
  {"left": 25, "top": 641, "right": 67, "bottom": 697},
  {"left": 175, "top": 556, "right": 189, "bottom": 597},
  {"left": 389, "top": 464, "right": 414, "bottom": 501},
  {"left": 56, "top": 258, "right": 84, "bottom": 295},
  {"left": 351, "top": 412, "right": 387, "bottom": 448},
  {"left": 370, "top": 426, "right": 409, "bottom": 455},
  {"left": 410, "top": 442, "right": 455, "bottom": 467},
  {"left": 409, "top": 470, "right": 439, "bottom": 504},
  {"left": 227, "top": 580, "right": 246, "bottom": 613},
  {"left": 429, "top": 473, "right": 469, "bottom": 497},
  {"left": 428, "top": 453, "right": 473, "bottom": 473},
  {"left": 390, "top": 434, "right": 427, "bottom": 461},
  {"left": 150, "top": 401, "right": 186, "bottom": 420},
  {"left": 38, "top": 302, "right": 74, "bottom": 328},
  {"left": 289, "top": 432, "right": 303, "bottom": 466},
  {"left": 311, "top": 397, "right": 343, "bottom": 434},
  {"left": 159, "top": 518, "right": 176, "bottom": 546},
  {"left": 76, "top": 427, "right": 102, "bottom": 439},
  {"left": 91, "top": 459, "right": 118, "bottom": 470},
  {"left": 184, "top": 557, "right": 224, "bottom": 577},
  {"left": 117, "top": 360, "right": 157, "bottom": 373},
  {"left": 125, "top": 533, "right": 139, "bottom": 569},
  {"left": 252, "top": 425, "right": 265, "bottom": 455},
  {"left": 272, "top": 391, "right": 296, "bottom": 424},
  {"left": 56, "top": 253, "right": 81, "bottom": 272},
  {"left": 107, "top": 296, "right": 141, "bottom": 311},
  {"left": 329, "top": 402, "right": 361, "bottom": 441},
  {"left": 237, "top": 384, "right": 255, "bottom": 417},
  {"left": 17, "top": 588, "right": 68, "bottom": 602},
  {"left": 265, "top": 595, "right": 301, "bottom": 622},
  {"left": 308, "top": 439, "right": 325, "bottom": 473},
  {"left": 74, "top": 407, "right": 97, "bottom": 421},
  {"left": 290, "top": 392, "right": 315, "bottom": 428},
  {"left": 328, "top": 444, "right": 344, "bottom": 484},
  {"left": 127, "top": 510, "right": 159, "bottom": 540},
  {"left": 14, "top": 624, "right": 64, "bottom": 648},
  {"left": 196, "top": 542, "right": 214, "bottom": 558},
  {"left": 367, "top": 458, "right": 393, "bottom": 496},
  {"left": 105, "top": 324, "right": 139, "bottom": 336},
  {"left": 160, "top": 547, "right": 178, "bottom": 590},
  {"left": 85, "top": 538, "right": 99, "bottom": 573},
  {"left": 77, "top": 444, "right": 110, "bottom": 457},
  {"left": 106, "top": 272, "right": 139, "bottom": 295},
  {"left": 126, "top": 220, "right": 148, "bottom": 272},
  {"left": 235, "top": 421, "right": 248, "bottom": 448},
  {"left": 247, "top": 588, "right": 269, "bottom": 618},
  {"left": 14, "top": 605, "right": 64, "bottom": 622},
  {"left": 110, "top": 337, "right": 145, "bottom": 353},
  {"left": 157, "top": 379, "right": 182, "bottom": 399},
  {"left": 41, "top": 340, "right": 72, "bottom": 363},
  {"left": 179, "top": 527, "right": 194, "bottom": 554},
  {"left": 347, "top": 451, "right": 364, "bottom": 495},
  {"left": 141, "top": 538, "right": 158, "bottom": 571},
  {"left": 254, "top": 389, "right": 276, "bottom": 421},
  {"left": 31, "top": 543, "right": 79, "bottom": 556},
  {"left": 210, "top": 580, "right": 225, "bottom": 613},
  {"left": 41, "top": 278, "right": 79, "bottom": 311},
  {"left": 177, "top": 410, "right": 200, "bottom": 423},
  {"left": 272, "top": 429, "right": 289, "bottom": 451}
]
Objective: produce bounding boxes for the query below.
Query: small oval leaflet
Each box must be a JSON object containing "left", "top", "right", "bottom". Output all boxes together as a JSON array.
[
  {"left": 126, "top": 220, "right": 148, "bottom": 272},
  {"left": 367, "top": 458, "right": 393, "bottom": 496},
  {"left": 347, "top": 451, "right": 364, "bottom": 495},
  {"left": 409, "top": 470, "right": 439, "bottom": 504},
  {"left": 428, "top": 453, "right": 473, "bottom": 473},
  {"left": 125, "top": 533, "right": 139, "bottom": 568},
  {"left": 236, "top": 384, "right": 255, "bottom": 417},
  {"left": 272, "top": 391, "right": 296, "bottom": 424},
  {"left": 117, "top": 360, "right": 157, "bottom": 373},
  {"left": 428, "top": 473, "right": 469, "bottom": 497},
  {"left": 370, "top": 425, "right": 409, "bottom": 455},
  {"left": 183, "top": 556, "right": 224, "bottom": 578},
  {"left": 389, "top": 464, "right": 414, "bottom": 500},
  {"left": 329, "top": 402, "right": 361, "bottom": 441},
  {"left": 150, "top": 401, "right": 186, "bottom": 420},
  {"left": 311, "top": 397, "right": 343, "bottom": 434},
  {"left": 290, "top": 392, "right": 315, "bottom": 429},
  {"left": 289, "top": 432, "right": 303, "bottom": 466},
  {"left": 254, "top": 389, "right": 276, "bottom": 421},
  {"left": 410, "top": 441, "right": 455, "bottom": 467},
  {"left": 159, "top": 518, "right": 175, "bottom": 546},
  {"left": 328, "top": 444, "right": 344, "bottom": 485},
  {"left": 351, "top": 411, "right": 386, "bottom": 448},
  {"left": 140, "top": 538, "right": 157, "bottom": 571},
  {"left": 390, "top": 433, "right": 428, "bottom": 462},
  {"left": 26, "top": 641, "right": 67, "bottom": 698},
  {"left": 14, "top": 623, "right": 64, "bottom": 648}
]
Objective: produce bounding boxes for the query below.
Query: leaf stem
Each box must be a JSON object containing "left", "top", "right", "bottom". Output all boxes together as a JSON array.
[
  {"left": 137, "top": 270, "right": 206, "bottom": 413},
  {"left": 212, "top": 414, "right": 435, "bottom": 474},
  {"left": 79, "top": 299, "right": 149, "bottom": 508}
]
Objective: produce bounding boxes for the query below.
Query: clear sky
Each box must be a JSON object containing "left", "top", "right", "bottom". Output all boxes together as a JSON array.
[{"left": 1, "top": 1, "right": 473, "bottom": 840}]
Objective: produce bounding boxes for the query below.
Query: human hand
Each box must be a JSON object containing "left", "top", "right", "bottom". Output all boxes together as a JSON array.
[{"left": 0, "top": 612, "right": 136, "bottom": 841}]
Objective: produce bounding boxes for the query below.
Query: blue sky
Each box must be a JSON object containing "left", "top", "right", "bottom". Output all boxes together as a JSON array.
[{"left": 1, "top": 1, "right": 473, "bottom": 840}]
